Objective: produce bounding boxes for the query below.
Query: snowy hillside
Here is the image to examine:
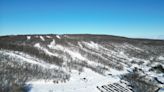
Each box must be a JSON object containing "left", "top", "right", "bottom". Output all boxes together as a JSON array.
[{"left": 0, "top": 34, "right": 164, "bottom": 92}]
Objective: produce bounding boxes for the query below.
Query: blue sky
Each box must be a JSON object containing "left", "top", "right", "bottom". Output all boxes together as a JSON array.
[{"left": 0, "top": 0, "right": 164, "bottom": 38}]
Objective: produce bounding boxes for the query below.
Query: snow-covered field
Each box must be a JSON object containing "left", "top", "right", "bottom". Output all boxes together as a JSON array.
[{"left": 27, "top": 68, "right": 122, "bottom": 92}]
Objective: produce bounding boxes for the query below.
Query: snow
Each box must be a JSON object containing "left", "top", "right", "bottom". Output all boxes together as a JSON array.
[
  {"left": 27, "top": 36, "right": 31, "bottom": 40},
  {"left": 0, "top": 50, "right": 59, "bottom": 69},
  {"left": 123, "top": 43, "right": 144, "bottom": 52},
  {"left": 157, "top": 76, "right": 164, "bottom": 84},
  {"left": 82, "top": 41, "right": 100, "bottom": 50},
  {"left": 158, "top": 88, "right": 164, "bottom": 92},
  {"left": 34, "top": 43, "right": 40, "bottom": 48},
  {"left": 48, "top": 39, "right": 56, "bottom": 47},
  {"left": 48, "top": 44, "right": 63, "bottom": 51},
  {"left": 2, "top": 37, "right": 163, "bottom": 92},
  {"left": 78, "top": 42, "right": 83, "bottom": 48},
  {"left": 56, "top": 35, "right": 61, "bottom": 39},
  {"left": 0, "top": 51, "right": 40, "bottom": 65},
  {"left": 40, "top": 36, "right": 45, "bottom": 41},
  {"left": 81, "top": 41, "right": 118, "bottom": 57},
  {"left": 80, "top": 41, "right": 118, "bottom": 60},
  {"left": 81, "top": 42, "right": 134, "bottom": 66},
  {"left": 107, "top": 68, "right": 128, "bottom": 76},
  {"left": 48, "top": 43, "right": 85, "bottom": 61},
  {"left": 75, "top": 42, "right": 111, "bottom": 63},
  {"left": 48, "top": 43, "right": 107, "bottom": 67},
  {"left": 48, "top": 41, "right": 111, "bottom": 65},
  {"left": 79, "top": 44, "right": 109, "bottom": 61},
  {"left": 27, "top": 68, "right": 120, "bottom": 92},
  {"left": 34, "top": 43, "right": 58, "bottom": 57},
  {"left": 46, "top": 36, "right": 52, "bottom": 38},
  {"left": 158, "top": 56, "right": 164, "bottom": 60}
]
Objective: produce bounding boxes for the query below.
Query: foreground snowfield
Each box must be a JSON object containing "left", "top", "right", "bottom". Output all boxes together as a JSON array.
[
  {"left": 27, "top": 68, "right": 123, "bottom": 92},
  {"left": 27, "top": 65, "right": 163, "bottom": 92}
]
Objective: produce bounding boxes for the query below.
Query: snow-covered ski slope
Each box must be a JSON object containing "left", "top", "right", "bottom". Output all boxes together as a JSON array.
[{"left": 0, "top": 34, "right": 164, "bottom": 92}]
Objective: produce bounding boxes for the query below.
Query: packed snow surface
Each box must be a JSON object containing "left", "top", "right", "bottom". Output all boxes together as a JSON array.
[
  {"left": 27, "top": 36, "right": 31, "bottom": 40},
  {"left": 28, "top": 68, "right": 121, "bottom": 92},
  {"left": 159, "top": 56, "right": 164, "bottom": 60},
  {"left": 46, "top": 36, "right": 52, "bottom": 38},
  {"left": 56, "top": 35, "right": 61, "bottom": 39},
  {"left": 40, "top": 36, "right": 45, "bottom": 41}
]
